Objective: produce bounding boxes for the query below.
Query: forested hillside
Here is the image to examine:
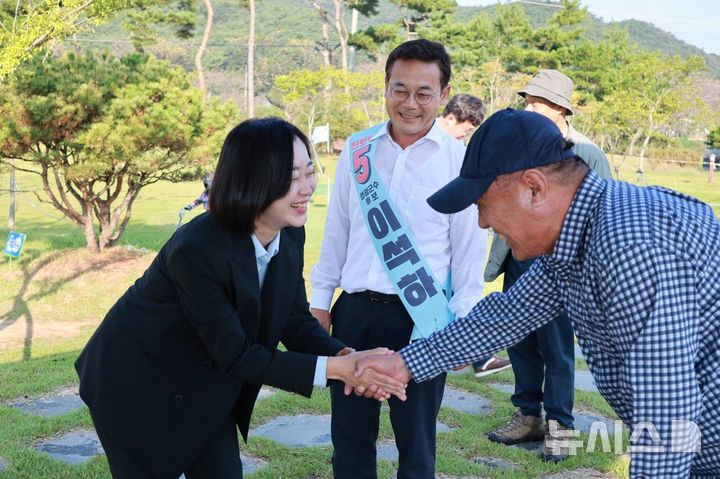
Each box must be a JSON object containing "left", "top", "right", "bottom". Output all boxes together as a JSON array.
[{"left": 74, "top": 0, "right": 720, "bottom": 80}]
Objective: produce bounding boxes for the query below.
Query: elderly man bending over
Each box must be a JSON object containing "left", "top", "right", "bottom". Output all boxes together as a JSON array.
[{"left": 357, "top": 108, "right": 720, "bottom": 478}]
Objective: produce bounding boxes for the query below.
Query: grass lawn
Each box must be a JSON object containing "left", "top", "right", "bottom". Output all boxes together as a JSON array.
[{"left": 0, "top": 155, "right": 715, "bottom": 478}]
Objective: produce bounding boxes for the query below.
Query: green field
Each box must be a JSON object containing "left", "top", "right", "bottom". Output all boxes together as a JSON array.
[{"left": 0, "top": 156, "right": 716, "bottom": 478}]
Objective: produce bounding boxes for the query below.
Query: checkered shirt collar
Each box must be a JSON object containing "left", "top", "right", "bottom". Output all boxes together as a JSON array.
[{"left": 550, "top": 169, "right": 607, "bottom": 264}]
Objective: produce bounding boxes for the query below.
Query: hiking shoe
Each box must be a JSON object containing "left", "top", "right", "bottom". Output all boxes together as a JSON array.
[
  {"left": 487, "top": 410, "right": 545, "bottom": 445},
  {"left": 473, "top": 355, "right": 512, "bottom": 378},
  {"left": 541, "top": 419, "right": 576, "bottom": 462}
]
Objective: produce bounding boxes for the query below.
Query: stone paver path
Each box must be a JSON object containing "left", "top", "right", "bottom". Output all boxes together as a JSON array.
[
  {"left": 472, "top": 456, "right": 515, "bottom": 469},
  {"left": 32, "top": 425, "right": 266, "bottom": 475},
  {"left": 10, "top": 386, "right": 84, "bottom": 417},
  {"left": 542, "top": 467, "right": 616, "bottom": 478},
  {"left": 252, "top": 414, "right": 333, "bottom": 447},
  {"left": 376, "top": 441, "right": 398, "bottom": 462},
  {"left": 488, "top": 382, "right": 514, "bottom": 394},
  {"left": 26, "top": 378, "right": 617, "bottom": 476},
  {"left": 251, "top": 413, "right": 455, "bottom": 449},
  {"left": 511, "top": 440, "right": 544, "bottom": 453},
  {"left": 178, "top": 454, "right": 266, "bottom": 478},
  {"left": 575, "top": 370, "right": 599, "bottom": 392},
  {"left": 256, "top": 386, "right": 276, "bottom": 401},
  {"left": 0, "top": 457, "right": 6, "bottom": 472},
  {"left": 441, "top": 386, "right": 492, "bottom": 415},
  {"left": 486, "top": 371, "right": 599, "bottom": 394},
  {"left": 574, "top": 411, "right": 619, "bottom": 434},
  {"left": 34, "top": 429, "right": 104, "bottom": 465}
]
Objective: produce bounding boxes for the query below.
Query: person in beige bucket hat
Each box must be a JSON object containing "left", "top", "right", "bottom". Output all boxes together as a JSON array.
[
  {"left": 518, "top": 69, "right": 575, "bottom": 115},
  {"left": 483, "top": 68, "right": 612, "bottom": 462}
]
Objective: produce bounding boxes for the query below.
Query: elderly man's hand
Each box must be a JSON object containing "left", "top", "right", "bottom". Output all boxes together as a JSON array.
[
  {"left": 344, "top": 352, "right": 412, "bottom": 398},
  {"left": 326, "top": 348, "right": 407, "bottom": 401}
]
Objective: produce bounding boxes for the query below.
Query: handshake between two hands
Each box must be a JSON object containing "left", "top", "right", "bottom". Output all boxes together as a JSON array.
[{"left": 326, "top": 347, "right": 412, "bottom": 402}]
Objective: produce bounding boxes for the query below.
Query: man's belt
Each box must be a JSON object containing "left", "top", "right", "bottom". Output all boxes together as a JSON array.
[{"left": 351, "top": 290, "right": 402, "bottom": 304}]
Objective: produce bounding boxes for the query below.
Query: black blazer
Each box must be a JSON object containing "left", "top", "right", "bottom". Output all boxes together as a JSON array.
[{"left": 75, "top": 213, "right": 344, "bottom": 478}]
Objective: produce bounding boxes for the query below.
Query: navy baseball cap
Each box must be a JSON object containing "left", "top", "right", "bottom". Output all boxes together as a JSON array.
[{"left": 427, "top": 108, "right": 575, "bottom": 214}]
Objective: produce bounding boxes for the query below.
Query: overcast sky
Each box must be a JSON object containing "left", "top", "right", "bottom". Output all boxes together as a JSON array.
[{"left": 456, "top": 0, "right": 720, "bottom": 55}]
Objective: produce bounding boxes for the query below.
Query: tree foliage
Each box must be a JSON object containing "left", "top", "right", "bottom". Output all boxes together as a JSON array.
[
  {"left": 272, "top": 66, "right": 385, "bottom": 140},
  {"left": 0, "top": 51, "right": 235, "bottom": 251},
  {"left": 709, "top": 127, "right": 720, "bottom": 148},
  {"left": 0, "top": 0, "right": 145, "bottom": 77},
  {"left": 122, "top": 0, "right": 198, "bottom": 50}
]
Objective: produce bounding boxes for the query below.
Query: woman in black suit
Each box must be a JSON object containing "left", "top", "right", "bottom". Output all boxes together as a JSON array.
[{"left": 75, "top": 118, "right": 405, "bottom": 479}]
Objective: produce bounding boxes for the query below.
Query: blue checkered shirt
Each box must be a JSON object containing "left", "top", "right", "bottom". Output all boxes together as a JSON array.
[{"left": 402, "top": 171, "right": 720, "bottom": 478}]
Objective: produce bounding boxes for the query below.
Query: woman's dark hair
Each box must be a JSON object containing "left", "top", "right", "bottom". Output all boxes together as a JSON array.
[
  {"left": 209, "top": 117, "right": 312, "bottom": 234},
  {"left": 385, "top": 39, "right": 452, "bottom": 89}
]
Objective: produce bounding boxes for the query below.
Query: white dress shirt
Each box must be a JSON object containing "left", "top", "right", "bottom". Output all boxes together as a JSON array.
[
  {"left": 252, "top": 233, "right": 328, "bottom": 387},
  {"left": 310, "top": 121, "right": 488, "bottom": 319}
]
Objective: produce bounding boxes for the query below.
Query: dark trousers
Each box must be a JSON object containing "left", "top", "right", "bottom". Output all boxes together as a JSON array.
[
  {"left": 504, "top": 256, "right": 575, "bottom": 428},
  {"left": 92, "top": 412, "right": 243, "bottom": 479},
  {"left": 330, "top": 291, "right": 446, "bottom": 479}
]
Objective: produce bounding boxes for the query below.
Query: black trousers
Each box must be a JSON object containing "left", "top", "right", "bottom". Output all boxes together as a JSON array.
[
  {"left": 504, "top": 256, "right": 575, "bottom": 428},
  {"left": 92, "top": 411, "right": 243, "bottom": 479},
  {"left": 329, "top": 291, "right": 446, "bottom": 479}
]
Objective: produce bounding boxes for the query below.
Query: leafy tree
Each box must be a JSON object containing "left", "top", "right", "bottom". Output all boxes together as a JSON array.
[
  {"left": 348, "top": 23, "right": 403, "bottom": 64},
  {"left": 0, "top": 0, "right": 151, "bottom": 77},
  {"left": 614, "top": 51, "right": 705, "bottom": 171},
  {"left": 0, "top": 52, "right": 235, "bottom": 252},
  {"left": 452, "top": 60, "right": 529, "bottom": 115},
  {"left": 308, "top": 0, "right": 378, "bottom": 70},
  {"left": 709, "top": 126, "right": 720, "bottom": 148},
  {"left": 350, "top": 0, "right": 454, "bottom": 63},
  {"left": 195, "top": 0, "right": 214, "bottom": 99},
  {"left": 308, "top": 0, "right": 334, "bottom": 66},
  {"left": 272, "top": 66, "right": 384, "bottom": 140},
  {"left": 333, "top": 0, "right": 378, "bottom": 70},
  {"left": 123, "top": 0, "right": 197, "bottom": 50},
  {"left": 391, "top": 0, "right": 455, "bottom": 39}
]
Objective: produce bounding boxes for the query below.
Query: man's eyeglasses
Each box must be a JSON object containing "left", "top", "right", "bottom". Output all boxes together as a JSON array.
[{"left": 388, "top": 87, "right": 439, "bottom": 105}]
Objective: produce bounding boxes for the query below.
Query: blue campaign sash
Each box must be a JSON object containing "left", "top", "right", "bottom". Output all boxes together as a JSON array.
[{"left": 348, "top": 124, "right": 454, "bottom": 339}]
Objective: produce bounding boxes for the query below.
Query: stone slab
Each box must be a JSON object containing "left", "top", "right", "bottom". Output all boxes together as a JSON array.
[
  {"left": 390, "top": 475, "right": 489, "bottom": 479},
  {"left": 10, "top": 386, "right": 84, "bottom": 417},
  {"left": 390, "top": 474, "right": 489, "bottom": 479},
  {"left": 436, "top": 421, "right": 454, "bottom": 433},
  {"left": 442, "top": 386, "right": 492, "bottom": 415},
  {"left": 489, "top": 370, "right": 598, "bottom": 394},
  {"left": 252, "top": 414, "right": 333, "bottom": 447},
  {"left": 575, "top": 371, "right": 599, "bottom": 393},
  {"left": 34, "top": 429, "right": 104, "bottom": 465},
  {"left": 256, "top": 386, "right": 276, "bottom": 401},
  {"left": 0, "top": 457, "right": 6, "bottom": 472},
  {"left": 542, "top": 468, "right": 616, "bottom": 479},
  {"left": 377, "top": 441, "right": 398, "bottom": 462},
  {"left": 472, "top": 456, "right": 515, "bottom": 469},
  {"left": 511, "top": 440, "right": 544, "bottom": 453},
  {"left": 178, "top": 454, "right": 266, "bottom": 478},
  {"left": 488, "top": 383, "right": 514, "bottom": 394},
  {"left": 251, "top": 414, "right": 454, "bottom": 448},
  {"left": 575, "top": 412, "right": 618, "bottom": 434}
]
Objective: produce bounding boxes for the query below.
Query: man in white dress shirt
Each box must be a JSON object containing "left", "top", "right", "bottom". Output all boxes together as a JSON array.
[{"left": 310, "top": 39, "right": 488, "bottom": 479}]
